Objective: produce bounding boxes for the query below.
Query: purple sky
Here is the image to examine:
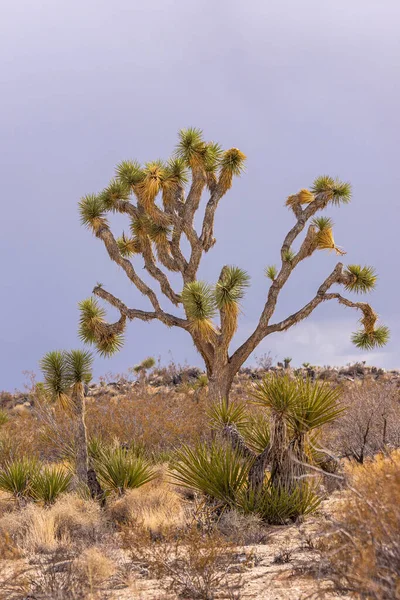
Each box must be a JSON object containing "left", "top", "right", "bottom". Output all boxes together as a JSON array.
[{"left": 1, "top": 0, "right": 399, "bottom": 390}]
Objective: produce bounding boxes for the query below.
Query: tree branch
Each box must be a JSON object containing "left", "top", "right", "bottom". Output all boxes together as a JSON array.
[{"left": 92, "top": 286, "right": 187, "bottom": 328}]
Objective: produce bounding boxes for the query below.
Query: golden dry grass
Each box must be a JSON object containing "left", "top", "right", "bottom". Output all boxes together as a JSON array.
[{"left": 321, "top": 450, "right": 400, "bottom": 599}]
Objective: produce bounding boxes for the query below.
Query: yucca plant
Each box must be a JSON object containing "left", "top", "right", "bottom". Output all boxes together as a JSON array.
[
  {"left": 252, "top": 374, "right": 299, "bottom": 491},
  {"left": 0, "top": 458, "right": 39, "bottom": 503},
  {"left": 40, "top": 349, "right": 94, "bottom": 484},
  {"left": 94, "top": 447, "right": 156, "bottom": 496},
  {"left": 171, "top": 441, "right": 251, "bottom": 506},
  {"left": 287, "top": 378, "right": 343, "bottom": 481},
  {"left": 237, "top": 481, "right": 320, "bottom": 525},
  {"left": 78, "top": 128, "right": 388, "bottom": 407},
  {"left": 30, "top": 466, "right": 72, "bottom": 506}
]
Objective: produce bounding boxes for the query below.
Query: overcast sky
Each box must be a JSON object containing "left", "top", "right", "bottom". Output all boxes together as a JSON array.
[{"left": 1, "top": 0, "right": 399, "bottom": 390}]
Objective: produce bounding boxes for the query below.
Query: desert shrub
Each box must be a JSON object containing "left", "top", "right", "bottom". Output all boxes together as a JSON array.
[
  {"left": 0, "top": 410, "right": 9, "bottom": 426},
  {"left": 0, "top": 457, "right": 39, "bottom": 502},
  {"left": 217, "top": 508, "right": 267, "bottom": 544},
  {"left": 123, "top": 526, "right": 248, "bottom": 600},
  {"left": 325, "top": 381, "right": 400, "bottom": 462},
  {"left": 171, "top": 441, "right": 250, "bottom": 506},
  {"left": 320, "top": 451, "right": 400, "bottom": 599},
  {"left": 0, "top": 548, "right": 115, "bottom": 600},
  {"left": 107, "top": 478, "right": 187, "bottom": 534},
  {"left": 94, "top": 446, "right": 157, "bottom": 496},
  {"left": 30, "top": 465, "right": 72, "bottom": 506},
  {"left": 236, "top": 482, "right": 320, "bottom": 525},
  {"left": 0, "top": 494, "right": 103, "bottom": 553}
]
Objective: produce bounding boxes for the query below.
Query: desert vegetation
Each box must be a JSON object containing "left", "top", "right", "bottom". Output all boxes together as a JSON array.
[{"left": 0, "top": 129, "right": 397, "bottom": 599}]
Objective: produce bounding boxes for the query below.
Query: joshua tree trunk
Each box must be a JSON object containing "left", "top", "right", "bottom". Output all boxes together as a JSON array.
[
  {"left": 269, "top": 417, "right": 294, "bottom": 492},
  {"left": 71, "top": 383, "right": 89, "bottom": 484},
  {"left": 208, "top": 364, "right": 234, "bottom": 403}
]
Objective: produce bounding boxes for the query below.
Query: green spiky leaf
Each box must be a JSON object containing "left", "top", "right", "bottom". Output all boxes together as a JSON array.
[
  {"left": 40, "top": 351, "right": 69, "bottom": 400},
  {"left": 351, "top": 326, "right": 390, "bottom": 350},
  {"left": 219, "top": 148, "right": 246, "bottom": 176},
  {"left": 99, "top": 179, "right": 131, "bottom": 210},
  {"left": 288, "top": 378, "right": 344, "bottom": 434},
  {"left": 265, "top": 265, "right": 277, "bottom": 281},
  {"left": 163, "top": 158, "right": 189, "bottom": 185},
  {"left": 78, "top": 297, "right": 107, "bottom": 345},
  {"left": 78, "top": 194, "right": 107, "bottom": 230},
  {"left": 116, "top": 160, "right": 144, "bottom": 187},
  {"left": 251, "top": 374, "right": 299, "bottom": 415},
  {"left": 282, "top": 248, "right": 295, "bottom": 263},
  {"left": 175, "top": 127, "right": 205, "bottom": 164},
  {"left": 181, "top": 281, "right": 217, "bottom": 321},
  {"left": 64, "top": 349, "right": 93, "bottom": 386},
  {"left": 207, "top": 397, "right": 249, "bottom": 431},
  {"left": 203, "top": 142, "right": 224, "bottom": 172},
  {"left": 344, "top": 265, "right": 377, "bottom": 294},
  {"left": 116, "top": 233, "right": 141, "bottom": 257},
  {"left": 146, "top": 220, "right": 171, "bottom": 244},
  {"left": 215, "top": 266, "right": 250, "bottom": 308},
  {"left": 312, "top": 216, "right": 334, "bottom": 231},
  {"left": 311, "top": 175, "right": 352, "bottom": 205}
]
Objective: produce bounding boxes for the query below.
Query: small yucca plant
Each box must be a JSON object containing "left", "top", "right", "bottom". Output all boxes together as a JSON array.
[
  {"left": 30, "top": 466, "right": 72, "bottom": 506},
  {"left": 94, "top": 447, "right": 156, "bottom": 496},
  {"left": 171, "top": 441, "right": 251, "bottom": 506},
  {"left": 0, "top": 458, "right": 39, "bottom": 502},
  {"left": 237, "top": 482, "right": 320, "bottom": 525}
]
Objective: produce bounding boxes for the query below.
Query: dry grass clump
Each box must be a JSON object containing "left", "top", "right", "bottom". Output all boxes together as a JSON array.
[
  {"left": 217, "top": 508, "right": 268, "bottom": 545},
  {"left": 107, "top": 470, "right": 189, "bottom": 536},
  {"left": 0, "top": 493, "right": 104, "bottom": 553},
  {"left": 321, "top": 450, "right": 400, "bottom": 599},
  {"left": 75, "top": 546, "right": 116, "bottom": 586}
]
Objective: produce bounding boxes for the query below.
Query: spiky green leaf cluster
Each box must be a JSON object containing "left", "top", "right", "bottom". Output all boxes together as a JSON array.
[
  {"left": 40, "top": 351, "right": 69, "bottom": 400},
  {"left": 116, "top": 160, "right": 144, "bottom": 187},
  {"left": 78, "top": 297, "right": 106, "bottom": 345},
  {"left": 40, "top": 349, "right": 93, "bottom": 399},
  {"left": 311, "top": 175, "right": 352, "bottom": 205},
  {"left": 344, "top": 265, "right": 377, "bottom": 294},
  {"left": 146, "top": 220, "right": 171, "bottom": 244},
  {"left": 219, "top": 148, "right": 246, "bottom": 176},
  {"left": 30, "top": 466, "right": 72, "bottom": 505},
  {"left": 94, "top": 446, "right": 156, "bottom": 495},
  {"left": 171, "top": 441, "right": 250, "bottom": 505},
  {"left": 181, "top": 281, "right": 217, "bottom": 321},
  {"left": 215, "top": 266, "right": 250, "bottom": 309},
  {"left": 0, "top": 458, "right": 40, "bottom": 500},
  {"left": 252, "top": 374, "right": 299, "bottom": 415},
  {"left": 288, "top": 378, "right": 344, "bottom": 434},
  {"left": 265, "top": 265, "right": 278, "bottom": 281},
  {"left": 312, "top": 216, "right": 334, "bottom": 231},
  {"left": 351, "top": 326, "right": 390, "bottom": 350},
  {"left": 99, "top": 179, "right": 130, "bottom": 210},
  {"left": 116, "top": 233, "right": 141, "bottom": 257},
  {"left": 64, "top": 349, "right": 93, "bottom": 386},
  {"left": 241, "top": 415, "right": 271, "bottom": 454},
  {"left": 163, "top": 157, "right": 189, "bottom": 185},
  {"left": 282, "top": 248, "right": 295, "bottom": 263},
  {"left": 175, "top": 127, "right": 205, "bottom": 163},
  {"left": 78, "top": 194, "right": 107, "bottom": 230},
  {"left": 207, "top": 397, "right": 249, "bottom": 431},
  {"left": 203, "top": 142, "right": 223, "bottom": 172},
  {"left": 236, "top": 482, "right": 320, "bottom": 524}
]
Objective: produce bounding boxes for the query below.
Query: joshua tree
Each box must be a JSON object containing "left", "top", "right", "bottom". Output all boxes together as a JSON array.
[
  {"left": 40, "top": 350, "right": 93, "bottom": 483},
  {"left": 78, "top": 128, "right": 389, "bottom": 403}
]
